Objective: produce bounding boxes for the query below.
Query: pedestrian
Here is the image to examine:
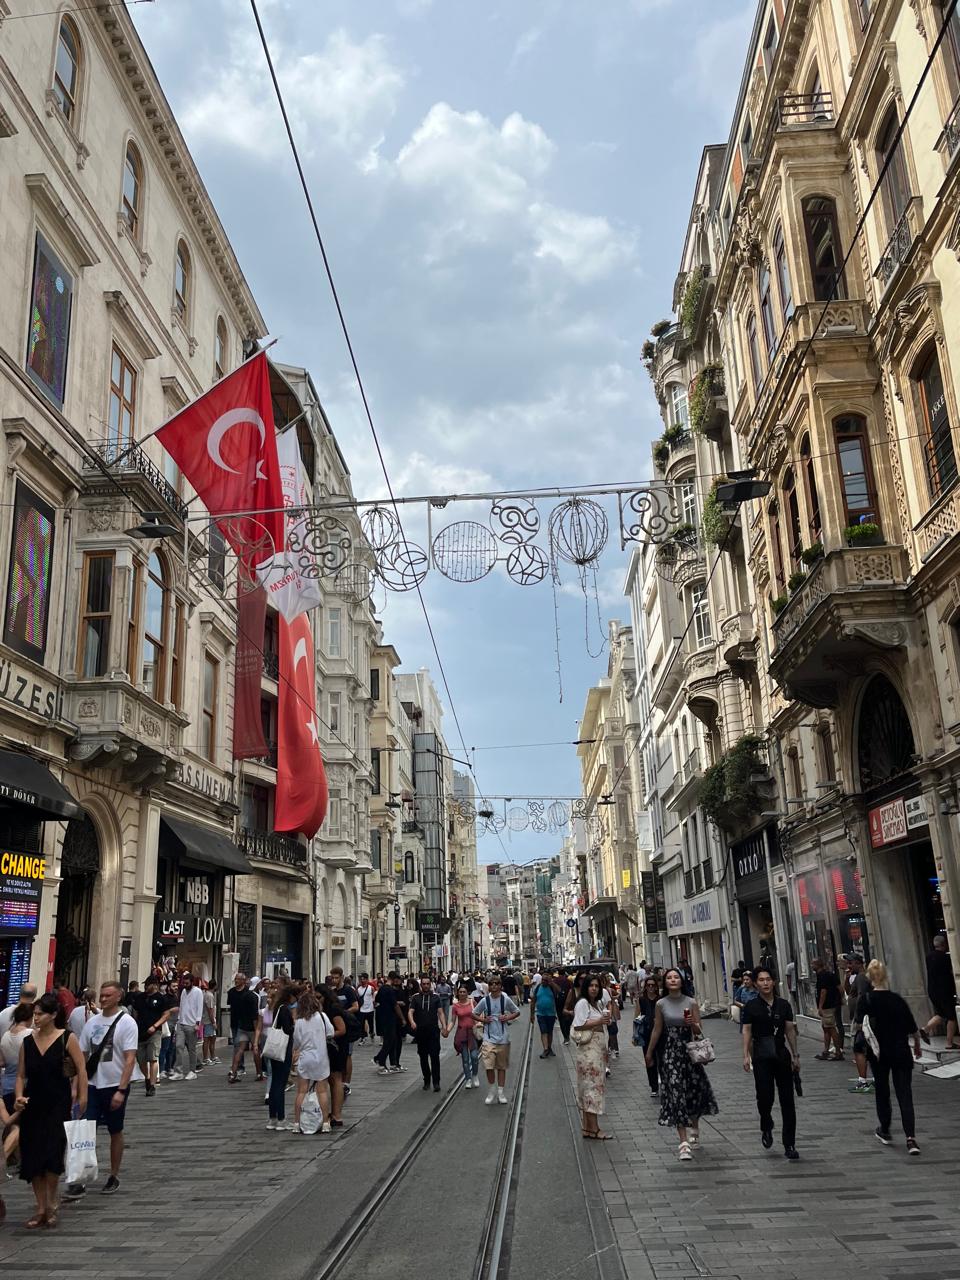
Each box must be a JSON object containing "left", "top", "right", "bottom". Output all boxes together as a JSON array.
[
  {"left": 169, "top": 971, "right": 203, "bottom": 1081},
  {"left": 0, "top": 982, "right": 37, "bottom": 1037},
  {"left": 921, "top": 934, "right": 958, "bottom": 1048},
  {"left": 532, "top": 972, "right": 558, "bottom": 1058},
  {"left": 857, "top": 959, "right": 923, "bottom": 1154},
  {"left": 623, "top": 965, "right": 639, "bottom": 1007},
  {"left": 644, "top": 968, "right": 719, "bottom": 1161},
  {"left": 12, "top": 992, "right": 87, "bottom": 1227},
  {"left": 446, "top": 983, "right": 480, "bottom": 1087},
  {"left": 844, "top": 955, "right": 873, "bottom": 1092},
  {"left": 741, "top": 966, "right": 800, "bottom": 1161},
  {"left": 635, "top": 975, "right": 661, "bottom": 1097},
  {"left": 67, "top": 980, "right": 142, "bottom": 1200},
  {"left": 131, "top": 976, "right": 174, "bottom": 1096},
  {"left": 733, "top": 971, "right": 756, "bottom": 1031},
  {"left": 52, "top": 980, "right": 76, "bottom": 1022},
  {"left": 677, "top": 957, "right": 695, "bottom": 997},
  {"left": 554, "top": 968, "right": 574, "bottom": 1045},
  {"left": 202, "top": 979, "right": 220, "bottom": 1065},
  {"left": 264, "top": 983, "right": 297, "bottom": 1131},
  {"left": 1, "top": 1004, "right": 32, "bottom": 1125},
  {"left": 408, "top": 976, "right": 447, "bottom": 1091},
  {"left": 373, "top": 971, "right": 405, "bottom": 1074},
  {"left": 475, "top": 974, "right": 521, "bottom": 1105},
  {"left": 328, "top": 967, "right": 360, "bottom": 1095},
  {"left": 158, "top": 981, "right": 177, "bottom": 1078},
  {"left": 356, "top": 973, "right": 376, "bottom": 1043},
  {"left": 811, "top": 958, "right": 845, "bottom": 1061},
  {"left": 500, "top": 969, "right": 518, "bottom": 1002},
  {"left": 67, "top": 988, "right": 98, "bottom": 1040},
  {"left": 317, "top": 983, "right": 347, "bottom": 1127},
  {"left": 521, "top": 972, "right": 531, "bottom": 1004},
  {"left": 226, "top": 972, "right": 259, "bottom": 1084},
  {"left": 572, "top": 975, "right": 612, "bottom": 1140},
  {"left": 601, "top": 973, "right": 621, "bottom": 1059}
]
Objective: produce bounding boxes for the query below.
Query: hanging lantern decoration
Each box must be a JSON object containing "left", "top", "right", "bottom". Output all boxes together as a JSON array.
[{"left": 548, "top": 497, "right": 608, "bottom": 566}]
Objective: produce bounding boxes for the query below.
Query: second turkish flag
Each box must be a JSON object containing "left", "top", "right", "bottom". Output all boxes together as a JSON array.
[{"left": 275, "top": 612, "right": 328, "bottom": 838}]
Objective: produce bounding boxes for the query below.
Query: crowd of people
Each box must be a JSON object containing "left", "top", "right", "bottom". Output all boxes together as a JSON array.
[{"left": 0, "top": 942, "right": 946, "bottom": 1225}]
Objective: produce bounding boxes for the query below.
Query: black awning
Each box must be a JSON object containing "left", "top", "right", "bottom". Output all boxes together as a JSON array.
[
  {"left": 160, "top": 815, "right": 252, "bottom": 876},
  {"left": 0, "top": 749, "right": 81, "bottom": 821}
]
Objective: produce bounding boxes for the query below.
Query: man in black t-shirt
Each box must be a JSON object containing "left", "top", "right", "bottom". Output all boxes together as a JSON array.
[
  {"left": 226, "top": 973, "right": 260, "bottom": 1083},
  {"left": 501, "top": 970, "right": 518, "bottom": 1000},
  {"left": 131, "top": 977, "right": 173, "bottom": 1096},
  {"left": 373, "top": 972, "right": 405, "bottom": 1073},
  {"left": 408, "top": 977, "right": 448, "bottom": 1091},
  {"left": 812, "top": 959, "right": 844, "bottom": 1061},
  {"left": 741, "top": 966, "right": 800, "bottom": 1160}
]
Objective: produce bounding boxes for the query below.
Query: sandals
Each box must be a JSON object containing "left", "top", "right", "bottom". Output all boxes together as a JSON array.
[
  {"left": 582, "top": 1131, "right": 612, "bottom": 1140},
  {"left": 25, "top": 1213, "right": 46, "bottom": 1229},
  {"left": 689, "top": 1130, "right": 700, "bottom": 1148},
  {"left": 678, "top": 1141, "right": 693, "bottom": 1161},
  {"left": 44, "top": 1210, "right": 59, "bottom": 1229}
]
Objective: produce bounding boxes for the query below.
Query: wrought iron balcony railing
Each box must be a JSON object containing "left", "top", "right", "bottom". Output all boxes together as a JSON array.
[
  {"left": 940, "top": 95, "right": 960, "bottom": 164},
  {"left": 262, "top": 652, "right": 280, "bottom": 680},
  {"left": 874, "top": 197, "right": 921, "bottom": 290},
  {"left": 87, "top": 439, "right": 188, "bottom": 520},
  {"left": 237, "top": 826, "right": 307, "bottom": 866},
  {"left": 778, "top": 91, "right": 834, "bottom": 127}
]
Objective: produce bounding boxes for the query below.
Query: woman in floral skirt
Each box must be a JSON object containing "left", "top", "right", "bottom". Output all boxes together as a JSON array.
[
  {"left": 572, "top": 974, "right": 613, "bottom": 1139},
  {"left": 644, "top": 968, "right": 718, "bottom": 1161}
]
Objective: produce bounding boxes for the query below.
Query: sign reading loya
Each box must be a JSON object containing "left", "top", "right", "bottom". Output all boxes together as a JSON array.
[{"left": 156, "top": 914, "right": 234, "bottom": 947}]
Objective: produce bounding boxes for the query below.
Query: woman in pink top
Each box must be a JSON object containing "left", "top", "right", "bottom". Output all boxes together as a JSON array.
[{"left": 444, "top": 984, "right": 480, "bottom": 1088}]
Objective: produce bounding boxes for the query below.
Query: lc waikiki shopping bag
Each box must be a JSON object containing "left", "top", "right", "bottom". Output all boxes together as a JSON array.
[{"left": 64, "top": 1118, "right": 98, "bottom": 1185}]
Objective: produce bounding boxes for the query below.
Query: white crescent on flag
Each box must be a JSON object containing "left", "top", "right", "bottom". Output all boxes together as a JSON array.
[{"left": 206, "top": 407, "right": 267, "bottom": 482}]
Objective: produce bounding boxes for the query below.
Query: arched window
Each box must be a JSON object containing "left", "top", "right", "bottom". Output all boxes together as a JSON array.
[
  {"left": 121, "top": 143, "right": 143, "bottom": 239},
  {"left": 141, "top": 553, "right": 168, "bottom": 700},
  {"left": 857, "top": 674, "right": 915, "bottom": 791},
  {"left": 800, "top": 434, "right": 822, "bottom": 540},
  {"left": 52, "top": 18, "right": 80, "bottom": 122},
  {"left": 833, "top": 415, "right": 879, "bottom": 529},
  {"left": 174, "top": 240, "right": 190, "bottom": 320},
  {"left": 670, "top": 383, "right": 688, "bottom": 428},
  {"left": 773, "top": 225, "right": 793, "bottom": 320},
  {"left": 768, "top": 502, "right": 786, "bottom": 593},
  {"left": 214, "top": 317, "right": 228, "bottom": 380},
  {"left": 876, "top": 104, "right": 911, "bottom": 234},
  {"left": 912, "top": 346, "right": 958, "bottom": 501},
  {"left": 802, "top": 196, "right": 846, "bottom": 301},
  {"left": 783, "top": 468, "right": 803, "bottom": 567},
  {"left": 746, "top": 312, "right": 762, "bottom": 387},
  {"left": 759, "top": 262, "right": 776, "bottom": 354},
  {"left": 404, "top": 852, "right": 415, "bottom": 884}
]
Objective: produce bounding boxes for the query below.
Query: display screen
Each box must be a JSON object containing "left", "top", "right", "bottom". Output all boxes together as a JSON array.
[
  {"left": 3, "top": 481, "right": 55, "bottom": 662},
  {"left": 0, "top": 936, "right": 31, "bottom": 1008},
  {"left": 26, "top": 232, "right": 73, "bottom": 409},
  {"left": 0, "top": 850, "right": 44, "bottom": 936}
]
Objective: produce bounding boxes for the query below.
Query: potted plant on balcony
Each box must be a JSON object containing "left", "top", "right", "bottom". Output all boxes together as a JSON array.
[
  {"left": 689, "top": 363, "right": 725, "bottom": 435},
  {"left": 771, "top": 593, "right": 788, "bottom": 616},
  {"left": 641, "top": 339, "right": 656, "bottom": 362},
  {"left": 844, "top": 521, "right": 883, "bottom": 547},
  {"left": 701, "top": 478, "right": 734, "bottom": 549},
  {"left": 661, "top": 421, "right": 689, "bottom": 447},
  {"left": 680, "top": 265, "right": 707, "bottom": 339},
  {"left": 787, "top": 569, "right": 807, "bottom": 593},
  {"left": 650, "top": 319, "right": 672, "bottom": 338},
  {"left": 652, "top": 440, "right": 670, "bottom": 470},
  {"left": 800, "top": 542, "right": 824, "bottom": 566},
  {"left": 700, "top": 733, "right": 767, "bottom": 831}
]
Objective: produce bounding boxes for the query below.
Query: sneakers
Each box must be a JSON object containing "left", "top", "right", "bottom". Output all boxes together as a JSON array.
[
  {"left": 227, "top": 1071, "right": 238, "bottom": 1084},
  {"left": 784, "top": 1146, "right": 800, "bottom": 1161},
  {"left": 875, "top": 1126, "right": 893, "bottom": 1146},
  {"left": 388, "top": 1066, "right": 402, "bottom": 1074},
  {"left": 907, "top": 1137, "right": 921, "bottom": 1155},
  {"left": 678, "top": 1141, "right": 693, "bottom": 1161},
  {"left": 605, "top": 1068, "right": 611, "bottom": 1078},
  {"left": 485, "top": 1089, "right": 496, "bottom": 1105},
  {"left": 377, "top": 1067, "right": 392, "bottom": 1076},
  {"left": 62, "top": 1184, "right": 86, "bottom": 1201},
  {"left": 168, "top": 1071, "right": 185, "bottom": 1081},
  {"left": 101, "top": 1176, "right": 120, "bottom": 1196},
  {"left": 650, "top": 1089, "right": 659, "bottom": 1098},
  {"left": 472, "top": 1075, "right": 480, "bottom": 1087},
  {"left": 849, "top": 1081, "right": 873, "bottom": 1094},
  {"left": 434, "top": 1085, "right": 441, "bottom": 1092},
  {"left": 343, "top": 1085, "right": 351, "bottom": 1096},
  {"left": 497, "top": 1088, "right": 508, "bottom": 1104},
  {"left": 210, "top": 1056, "right": 222, "bottom": 1065},
  {"left": 278, "top": 1120, "right": 298, "bottom": 1132},
  {"left": 184, "top": 1071, "right": 197, "bottom": 1081},
  {"left": 266, "top": 1119, "right": 278, "bottom": 1130},
  {"left": 321, "top": 1121, "right": 332, "bottom": 1133},
  {"left": 463, "top": 1079, "right": 473, "bottom": 1089},
  {"left": 761, "top": 1128, "right": 774, "bottom": 1149}
]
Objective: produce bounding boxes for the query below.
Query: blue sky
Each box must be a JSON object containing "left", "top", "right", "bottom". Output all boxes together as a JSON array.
[{"left": 134, "top": 0, "right": 754, "bottom": 862}]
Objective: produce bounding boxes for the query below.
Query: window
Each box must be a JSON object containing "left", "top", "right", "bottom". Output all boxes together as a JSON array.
[
  {"left": 762, "top": 14, "right": 778, "bottom": 75},
  {"left": 126, "top": 560, "right": 140, "bottom": 681},
  {"left": 370, "top": 827, "right": 382, "bottom": 872},
  {"left": 328, "top": 792, "right": 342, "bottom": 839},
  {"left": 26, "top": 233, "right": 73, "bottom": 409},
  {"left": 721, "top": 197, "right": 732, "bottom": 241},
  {"left": 78, "top": 553, "right": 113, "bottom": 678},
  {"left": 876, "top": 105, "right": 911, "bottom": 234},
  {"left": 370, "top": 667, "right": 381, "bottom": 701},
  {"left": 327, "top": 606, "right": 342, "bottom": 657},
  {"left": 817, "top": 722, "right": 837, "bottom": 783},
  {"left": 404, "top": 851, "right": 415, "bottom": 883},
  {"left": 670, "top": 383, "right": 689, "bottom": 428},
  {"left": 788, "top": 749, "right": 803, "bottom": 800},
  {"left": 783, "top": 469, "right": 803, "bottom": 567},
  {"left": 3, "top": 482, "right": 55, "bottom": 662},
  {"left": 142, "top": 553, "right": 168, "bottom": 700},
  {"left": 242, "top": 783, "right": 269, "bottom": 831},
  {"left": 689, "top": 586, "right": 712, "bottom": 647},
  {"left": 834, "top": 415, "right": 880, "bottom": 526},
  {"left": 759, "top": 262, "right": 776, "bottom": 354},
  {"left": 207, "top": 524, "right": 226, "bottom": 592},
  {"left": 942, "top": 1, "right": 960, "bottom": 77},
  {"left": 162, "top": 450, "right": 180, "bottom": 498},
  {"left": 174, "top": 240, "right": 190, "bottom": 320},
  {"left": 679, "top": 478, "right": 698, "bottom": 526},
  {"left": 52, "top": 18, "right": 80, "bottom": 122},
  {"left": 802, "top": 197, "right": 846, "bottom": 301},
  {"left": 371, "top": 748, "right": 381, "bottom": 794},
  {"left": 858, "top": 0, "right": 872, "bottom": 28},
  {"left": 773, "top": 225, "right": 793, "bottom": 320},
  {"left": 352, "top": 632, "right": 360, "bottom": 672},
  {"left": 328, "top": 690, "right": 341, "bottom": 736},
  {"left": 108, "top": 345, "right": 137, "bottom": 449},
  {"left": 202, "top": 652, "right": 218, "bottom": 760},
  {"left": 768, "top": 503, "right": 786, "bottom": 593},
  {"left": 170, "top": 601, "right": 185, "bottom": 709},
  {"left": 214, "top": 317, "right": 227, "bottom": 380},
  {"left": 914, "top": 348, "right": 959, "bottom": 500},
  {"left": 746, "top": 313, "right": 762, "bottom": 388},
  {"left": 800, "top": 434, "right": 822, "bottom": 539},
  {"left": 740, "top": 118, "right": 753, "bottom": 168},
  {"left": 352, "top": 711, "right": 359, "bottom": 748},
  {"left": 121, "top": 143, "right": 143, "bottom": 239}
]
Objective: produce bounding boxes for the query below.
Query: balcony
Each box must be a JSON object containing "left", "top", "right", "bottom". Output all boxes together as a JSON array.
[
  {"left": 84, "top": 439, "right": 187, "bottom": 521},
  {"left": 672, "top": 540, "right": 706, "bottom": 592},
  {"left": 262, "top": 652, "right": 279, "bottom": 681},
  {"left": 719, "top": 610, "right": 756, "bottom": 667},
  {"left": 937, "top": 94, "right": 960, "bottom": 166},
  {"left": 769, "top": 545, "right": 914, "bottom": 707},
  {"left": 237, "top": 826, "right": 307, "bottom": 868},
  {"left": 777, "top": 91, "right": 834, "bottom": 128},
  {"left": 65, "top": 680, "right": 186, "bottom": 781},
  {"left": 874, "top": 197, "right": 922, "bottom": 297}
]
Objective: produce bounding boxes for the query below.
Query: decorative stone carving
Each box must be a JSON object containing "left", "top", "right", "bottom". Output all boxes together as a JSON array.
[
  {"left": 87, "top": 508, "right": 121, "bottom": 533},
  {"left": 123, "top": 701, "right": 133, "bottom": 725},
  {"left": 77, "top": 699, "right": 99, "bottom": 718},
  {"left": 141, "top": 714, "right": 161, "bottom": 739},
  {"left": 908, "top": 0, "right": 926, "bottom": 39},
  {"left": 839, "top": 621, "right": 907, "bottom": 647}
]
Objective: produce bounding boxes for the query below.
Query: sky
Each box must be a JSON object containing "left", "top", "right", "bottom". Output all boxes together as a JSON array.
[{"left": 133, "top": 0, "right": 755, "bottom": 863}]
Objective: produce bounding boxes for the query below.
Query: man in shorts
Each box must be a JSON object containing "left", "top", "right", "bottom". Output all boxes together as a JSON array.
[
  {"left": 227, "top": 972, "right": 260, "bottom": 1083},
  {"left": 66, "top": 980, "right": 142, "bottom": 1199},
  {"left": 475, "top": 974, "right": 520, "bottom": 1105},
  {"left": 131, "top": 976, "right": 173, "bottom": 1095},
  {"left": 812, "top": 958, "right": 844, "bottom": 1061}
]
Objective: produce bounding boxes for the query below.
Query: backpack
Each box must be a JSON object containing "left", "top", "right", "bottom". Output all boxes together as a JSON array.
[{"left": 341, "top": 1009, "right": 364, "bottom": 1043}]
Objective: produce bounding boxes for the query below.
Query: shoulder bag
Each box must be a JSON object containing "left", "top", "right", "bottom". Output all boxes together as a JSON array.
[
  {"left": 474, "top": 995, "right": 490, "bottom": 1043},
  {"left": 861, "top": 994, "right": 880, "bottom": 1057},
  {"left": 84, "top": 1014, "right": 124, "bottom": 1079},
  {"left": 262, "top": 1009, "right": 290, "bottom": 1062},
  {"left": 571, "top": 1002, "right": 598, "bottom": 1047},
  {"left": 686, "top": 1032, "right": 716, "bottom": 1066}
]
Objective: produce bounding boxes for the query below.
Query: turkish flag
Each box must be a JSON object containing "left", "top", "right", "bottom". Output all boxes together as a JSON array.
[
  {"left": 275, "top": 612, "right": 328, "bottom": 838},
  {"left": 156, "top": 353, "right": 284, "bottom": 565}
]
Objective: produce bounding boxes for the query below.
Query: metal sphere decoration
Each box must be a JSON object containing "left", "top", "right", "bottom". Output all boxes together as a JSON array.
[
  {"left": 432, "top": 521, "right": 499, "bottom": 583},
  {"left": 333, "top": 560, "right": 376, "bottom": 604},
  {"left": 506, "top": 806, "right": 529, "bottom": 832},
  {"left": 217, "top": 517, "right": 276, "bottom": 595},
  {"left": 505, "top": 543, "right": 548, "bottom": 586},
  {"left": 548, "top": 497, "right": 608, "bottom": 567},
  {"left": 361, "top": 505, "right": 401, "bottom": 551},
  {"left": 547, "top": 800, "right": 570, "bottom": 830},
  {"left": 376, "top": 540, "right": 429, "bottom": 592}
]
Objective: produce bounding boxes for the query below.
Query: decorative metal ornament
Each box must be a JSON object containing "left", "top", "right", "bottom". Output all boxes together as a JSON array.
[
  {"left": 506, "top": 806, "right": 529, "bottom": 832},
  {"left": 571, "top": 798, "right": 588, "bottom": 821},
  {"left": 506, "top": 543, "right": 549, "bottom": 586},
  {"left": 618, "top": 485, "right": 683, "bottom": 547},
  {"left": 376, "top": 540, "right": 429, "bottom": 592},
  {"left": 432, "top": 521, "right": 499, "bottom": 583},
  {"left": 548, "top": 497, "right": 608, "bottom": 566},
  {"left": 529, "top": 799, "right": 546, "bottom": 832},
  {"left": 333, "top": 560, "right": 376, "bottom": 604},
  {"left": 490, "top": 498, "right": 540, "bottom": 546},
  {"left": 481, "top": 814, "right": 506, "bottom": 834},
  {"left": 361, "top": 505, "right": 400, "bottom": 551},
  {"left": 290, "top": 514, "right": 352, "bottom": 577},
  {"left": 547, "top": 800, "right": 570, "bottom": 830}
]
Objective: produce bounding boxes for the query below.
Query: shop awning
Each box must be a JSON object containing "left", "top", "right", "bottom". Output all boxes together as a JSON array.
[
  {"left": 160, "top": 815, "right": 252, "bottom": 875},
  {"left": 0, "top": 749, "right": 81, "bottom": 820}
]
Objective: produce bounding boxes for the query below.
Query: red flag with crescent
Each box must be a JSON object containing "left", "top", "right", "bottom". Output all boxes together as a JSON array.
[
  {"left": 156, "top": 353, "right": 283, "bottom": 565},
  {"left": 275, "top": 612, "right": 328, "bottom": 838}
]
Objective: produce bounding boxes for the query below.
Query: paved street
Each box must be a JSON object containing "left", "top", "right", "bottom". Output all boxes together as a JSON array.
[{"left": 2, "top": 1020, "right": 959, "bottom": 1279}]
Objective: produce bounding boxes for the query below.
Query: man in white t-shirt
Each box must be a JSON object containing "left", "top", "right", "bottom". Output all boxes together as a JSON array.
[
  {"left": 356, "top": 973, "right": 376, "bottom": 1042},
  {"left": 66, "top": 980, "right": 142, "bottom": 1199}
]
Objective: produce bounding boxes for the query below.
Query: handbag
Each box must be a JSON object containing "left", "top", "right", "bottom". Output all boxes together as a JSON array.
[
  {"left": 686, "top": 1033, "right": 716, "bottom": 1066},
  {"left": 861, "top": 1011, "right": 880, "bottom": 1058},
  {"left": 262, "top": 1020, "right": 289, "bottom": 1062},
  {"left": 571, "top": 1027, "right": 594, "bottom": 1047},
  {"left": 63, "top": 1118, "right": 98, "bottom": 1186},
  {"left": 729, "top": 1004, "right": 741, "bottom": 1024}
]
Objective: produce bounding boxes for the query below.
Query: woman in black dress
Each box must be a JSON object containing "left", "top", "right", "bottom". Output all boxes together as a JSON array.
[
  {"left": 644, "top": 968, "right": 718, "bottom": 1161},
  {"left": 13, "top": 993, "right": 87, "bottom": 1228}
]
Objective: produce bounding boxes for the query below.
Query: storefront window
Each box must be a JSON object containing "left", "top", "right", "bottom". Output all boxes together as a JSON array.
[
  {"left": 825, "top": 859, "right": 870, "bottom": 961},
  {"left": 797, "top": 871, "right": 834, "bottom": 983}
]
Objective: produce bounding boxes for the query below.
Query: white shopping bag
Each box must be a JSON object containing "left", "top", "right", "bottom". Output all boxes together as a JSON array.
[
  {"left": 298, "top": 1093, "right": 321, "bottom": 1134},
  {"left": 63, "top": 1118, "right": 98, "bottom": 1186}
]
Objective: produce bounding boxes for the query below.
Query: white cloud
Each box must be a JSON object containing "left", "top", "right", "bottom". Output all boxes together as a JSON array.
[
  {"left": 181, "top": 28, "right": 405, "bottom": 164},
  {"left": 509, "top": 25, "right": 544, "bottom": 70},
  {"left": 530, "top": 202, "right": 635, "bottom": 283}
]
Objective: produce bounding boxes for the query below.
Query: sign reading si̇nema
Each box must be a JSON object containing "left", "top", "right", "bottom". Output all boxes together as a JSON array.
[
  {"left": 868, "top": 794, "right": 928, "bottom": 848},
  {"left": 0, "top": 850, "right": 45, "bottom": 935}
]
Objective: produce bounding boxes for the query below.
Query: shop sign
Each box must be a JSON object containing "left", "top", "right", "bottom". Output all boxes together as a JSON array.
[
  {"left": 388, "top": 946, "right": 407, "bottom": 958},
  {"left": 417, "top": 909, "right": 443, "bottom": 931},
  {"left": 331, "top": 933, "right": 346, "bottom": 947},
  {"left": 733, "top": 833, "right": 766, "bottom": 882},
  {"left": 183, "top": 875, "right": 210, "bottom": 908},
  {"left": 0, "top": 849, "right": 45, "bottom": 935},
  {"left": 868, "top": 794, "right": 927, "bottom": 847},
  {"left": 666, "top": 889, "right": 720, "bottom": 938},
  {"left": 641, "top": 870, "right": 668, "bottom": 934},
  {"left": 0, "top": 654, "right": 60, "bottom": 722},
  {"left": 621, "top": 868, "right": 631, "bottom": 890},
  {"left": 174, "top": 762, "right": 232, "bottom": 804},
  {"left": 156, "top": 914, "right": 234, "bottom": 946}
]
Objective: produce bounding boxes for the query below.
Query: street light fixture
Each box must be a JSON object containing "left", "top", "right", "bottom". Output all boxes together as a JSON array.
[
  {"left": 385, "top": 793, "right": 402, "bottom": 810},
  {"left": 713, "top": 470, "right": 772, "bottom": 506},
  {"left": 126, "top": 511, "right": 179, "bottom": 539}
]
